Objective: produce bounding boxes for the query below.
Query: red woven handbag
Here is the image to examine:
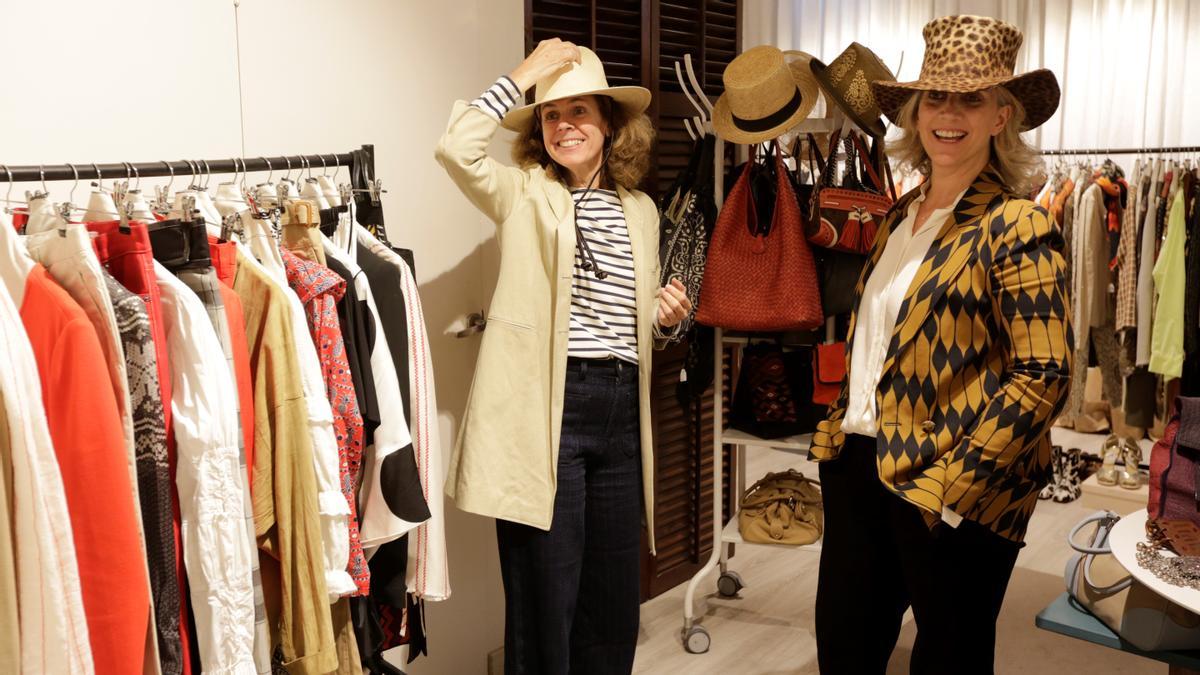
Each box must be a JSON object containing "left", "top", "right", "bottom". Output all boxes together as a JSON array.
[{"left": 696, "top": 144, "right": 823, "bottom": 331}]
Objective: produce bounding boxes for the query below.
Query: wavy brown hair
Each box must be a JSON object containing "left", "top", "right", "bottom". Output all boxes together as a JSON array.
[
  {"left": 888, "top": 86, "right": 1040, "bottom": 195},
  {"left": 512, "top": 95, "right": 655, "bottom": 190}
]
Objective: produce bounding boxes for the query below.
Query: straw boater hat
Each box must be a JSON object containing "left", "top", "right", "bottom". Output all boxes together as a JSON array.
[
  {"left": 808, "top": 42, "right": 895, "bottom": 138},
  {"left": 871, "top": 15, "right": 1061, "bottom": 131},
  {"left": 712, "top": 45, "right": 821, "bottom": 145},
  {"left": 500, "top": 46, "right": 651, "bottom": 133}
]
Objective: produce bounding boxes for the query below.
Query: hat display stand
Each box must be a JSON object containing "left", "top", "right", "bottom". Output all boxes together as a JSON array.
[{"left": 676, "top": 49, "right": 838, "bottom": 657}]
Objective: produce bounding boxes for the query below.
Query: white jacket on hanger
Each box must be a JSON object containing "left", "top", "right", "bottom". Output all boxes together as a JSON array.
[
  {"left": 321, "top": 226, "right": 418, "bottom": 550},
  {"left": 357, "top": 226, "right": 451, "bottom": 601},
  {"left": 0, "top": 213, "right": 94, "bottom": 675}
]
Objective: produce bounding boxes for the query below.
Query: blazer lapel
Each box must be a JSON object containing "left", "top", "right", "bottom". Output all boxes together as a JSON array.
[
  {"left": 876, "top": 169, "right": 1008, "bottom": 379},
  {"left": 617, "top": 186, "right": 649, "bottom": 332},
  {"left": 544, "top": 174, "right": 576, "bottom": 288}
]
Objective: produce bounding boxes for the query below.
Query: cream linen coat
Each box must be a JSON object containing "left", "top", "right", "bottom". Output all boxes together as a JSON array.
[{"left": 435, "top": 101, "right": 661, "bottom": 553}]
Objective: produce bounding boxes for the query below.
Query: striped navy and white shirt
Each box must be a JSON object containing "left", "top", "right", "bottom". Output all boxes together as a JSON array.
[
  {"left": 568, "top": 188, "right": 639, "bottom": 363},
  {"left": 471, "top": 76, "right": 641, "bottom": 363},
  {"left": 470, "top": 76, "right": 522, "bottom": 123}
]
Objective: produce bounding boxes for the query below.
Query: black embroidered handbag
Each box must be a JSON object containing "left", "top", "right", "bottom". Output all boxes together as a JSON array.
[{"left": 658, "top": 133, "right": 717, "bottom": 341}]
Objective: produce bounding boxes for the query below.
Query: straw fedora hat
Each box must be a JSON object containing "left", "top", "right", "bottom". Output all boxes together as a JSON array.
[
  {"left": 870, "top": 15, "right": 1061, "bottom": 131},
  {"left": 809, "top": 42, "right": 895, "bottom": 138},
  {"left": 712, "top": 45, "right": 821, "bottom": 145},
  {"left": 500, "top": 46, "right": 651, "bottom": 133}
]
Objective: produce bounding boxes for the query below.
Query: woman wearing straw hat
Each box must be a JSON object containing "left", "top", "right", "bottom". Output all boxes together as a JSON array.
[
  {"left": 808, "top": 16, "right": 1072, "bottom": 674},
  {"left": 436, "top": 38, "right": 690, "bottom": 673}
]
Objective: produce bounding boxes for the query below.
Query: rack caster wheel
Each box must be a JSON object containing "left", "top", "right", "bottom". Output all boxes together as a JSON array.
[
  {"left": 717, "top": 571, "right": 745, "bottom": 597},
  {"left": 683, "top": 625, "right": 711, "bottom": 654}
]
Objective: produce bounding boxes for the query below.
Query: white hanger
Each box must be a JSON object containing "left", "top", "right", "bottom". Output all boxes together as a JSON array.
[
  {"left": 83, "top": 162, "right": 118, "bottom": 222},
  {"left": 675, "top": 57, "right": 713, "bottom": 135}
]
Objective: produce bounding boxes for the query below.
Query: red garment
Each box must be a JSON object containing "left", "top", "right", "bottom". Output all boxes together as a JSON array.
[
  {"left": 88, "top": 220, "right": 196, "bottom": 675},
  {"left": 20, "top": 264, "right": 151, "bottom": 675},
  {"left": 209, "top": 237, "right": 256, "bottom": 485},
  {"left": 281, "top": 248, "right": 371, "bottom": 596}
]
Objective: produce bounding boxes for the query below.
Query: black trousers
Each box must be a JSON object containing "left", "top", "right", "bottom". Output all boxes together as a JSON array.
[
  {"left": 815, "top": 434, "right": 1021, "bottom": 675},
  {"left": 496, "top": 358, "right": 643, "bottom": 675}
]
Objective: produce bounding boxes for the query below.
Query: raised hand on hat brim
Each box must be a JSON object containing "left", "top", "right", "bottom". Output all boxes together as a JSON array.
[{"left": 509, "top": 38, "right": 582, "bottom": 93}]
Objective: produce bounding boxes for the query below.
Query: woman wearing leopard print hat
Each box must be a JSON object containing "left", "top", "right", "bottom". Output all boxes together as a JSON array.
[{"left": 809, "top": 15, "right": 1072, "bottom": 674}]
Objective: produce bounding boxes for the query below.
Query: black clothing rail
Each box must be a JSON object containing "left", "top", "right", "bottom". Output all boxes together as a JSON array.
[
  {"left": 0, "top": 144, "right": 376, "bottom": 183},
  {"left": 1040, "top": 145, "right": 1200, "bottom": 156}
]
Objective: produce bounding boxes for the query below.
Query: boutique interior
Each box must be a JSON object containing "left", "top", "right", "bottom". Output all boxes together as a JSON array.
[{"left": 2, "top": 1, "right": 1199, "bottom": 674}]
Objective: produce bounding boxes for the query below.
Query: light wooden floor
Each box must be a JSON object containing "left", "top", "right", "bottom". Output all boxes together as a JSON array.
[{"left": 631, "top": 431, "right": 1162, "bottom": 674}]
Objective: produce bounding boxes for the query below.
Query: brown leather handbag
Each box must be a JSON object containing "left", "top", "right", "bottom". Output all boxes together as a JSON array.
[
  {"left": 807, "top": 130, "right": 894, "bottom": 255},
  {"left": 738, "top": 469, "right": 823, "bottom": 546},
  {"left": 696, "top": 143, "right": 823, "bottom": 331}
]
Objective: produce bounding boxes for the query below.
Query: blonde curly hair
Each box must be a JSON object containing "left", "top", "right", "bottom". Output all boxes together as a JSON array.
[
  {"left": 887, "top": 86, "right": 1041, "bottom": 195},
  {"left": 511, "top": 95, "right": 655, "bottom": 191}
]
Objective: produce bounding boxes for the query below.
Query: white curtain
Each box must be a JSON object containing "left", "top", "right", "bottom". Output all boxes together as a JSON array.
[{"left": 744, "top": 0, "right": 1200, "bottom": 151}]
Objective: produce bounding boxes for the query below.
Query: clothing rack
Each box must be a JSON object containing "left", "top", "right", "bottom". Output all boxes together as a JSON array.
[
  {"left": 0, "top": 144, "right": 377, "bottom": 183},
  {"left": 1040, "top": 145, "right": 1200, "bottom": 156}
]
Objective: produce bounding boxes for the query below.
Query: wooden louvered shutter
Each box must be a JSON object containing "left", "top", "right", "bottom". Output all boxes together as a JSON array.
[
  {"left": 525, "top": 0, "right": 742, "bottom": 601},
  {"left": 652, "top": 0, "right": 739, "bottom": 195},
  {"left": 527, "top": 1, "right": 649, "bottom": 91}
]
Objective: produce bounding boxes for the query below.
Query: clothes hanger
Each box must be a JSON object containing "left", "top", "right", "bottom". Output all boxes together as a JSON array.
[
  {"left": 122, "top": 163, "right": 155, "bottom": 222},
  {"left": 317, "top": 154, "right": 342, "bottom": 207},
  {"left": 153, "top": 161, "right": 175, "bottom": 215},
  {"left": 83, "top": 162, "right": 118, "bottom": 222},
  {"left": 1, "top": 165, "right": 16, "bottom": 215}
]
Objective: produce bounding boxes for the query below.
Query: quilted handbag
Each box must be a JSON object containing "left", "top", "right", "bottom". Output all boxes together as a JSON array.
[
  {"left": 1149, "top": 396, "right": 1200, "bottom": 527},
  {"left": 807, "top": 130, "right": 893, "bottom": 255},
  {"left": 696, "top": 142, "right": 823, "bottom": 331},
  {"left": 812, "top": 342, "right": 845, "bottom": 407},
  {"left": 1065, "top": 511, "right": 1200, "bottom": 651},
  {"left": 738, "top": 469, "right": 823, "bottom": 546}
]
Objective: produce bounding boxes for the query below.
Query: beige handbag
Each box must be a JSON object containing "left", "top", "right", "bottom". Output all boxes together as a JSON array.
[
  {"left": 1066, "top": 511, "right": 1200, "bottom": 651},
  {"left": 738, "top": 469, "right": 823, "bottom": 546}
]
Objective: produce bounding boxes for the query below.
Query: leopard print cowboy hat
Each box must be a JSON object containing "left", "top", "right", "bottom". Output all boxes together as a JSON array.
[{"left": 871, "top": 15, "right": 1061, "bottom": 131}]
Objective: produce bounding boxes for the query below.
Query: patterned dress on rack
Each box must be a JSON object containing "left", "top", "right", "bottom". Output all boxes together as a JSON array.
[{"left": 282, "top": 247, "right": 371, "bottom": 596}]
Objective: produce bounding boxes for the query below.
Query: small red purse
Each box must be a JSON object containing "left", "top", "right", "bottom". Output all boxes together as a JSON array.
[{"left": 812, "top": 342, "right": 845, "bottom": 406}]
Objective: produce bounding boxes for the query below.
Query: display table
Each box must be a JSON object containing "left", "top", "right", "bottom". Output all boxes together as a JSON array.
[{"left": 1110, "top": 509, "right": 1200, "bottom": 615}]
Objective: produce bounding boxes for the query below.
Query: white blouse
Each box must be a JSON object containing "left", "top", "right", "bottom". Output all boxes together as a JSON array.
[
  {"left": 841, "top": 185, "right": 965, "bottom": 439},
  {"left": 155, "top": 261, "right": 257, "bottom": 674}
]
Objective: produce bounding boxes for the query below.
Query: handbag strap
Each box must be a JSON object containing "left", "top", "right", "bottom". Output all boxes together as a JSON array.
[
  {"left": 820, "top": 130, "right": 842, "bottom": 188},
  {"left": 805, "top": 133, "right": 825, "bottom": 180},
  {"left": 1067, "top": 510, "right": 1120, "bottom": 555},
  {"left": 849, "top": 132, "right": 887, "bottom": 195},
  {"left": 1064, "top": 510, "right": 1134, "bottom": 596}
]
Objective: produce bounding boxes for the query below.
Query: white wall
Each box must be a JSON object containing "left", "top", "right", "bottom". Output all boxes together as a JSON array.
[{"left": 0, "top": 1, "right": 523, "bottom": 673}]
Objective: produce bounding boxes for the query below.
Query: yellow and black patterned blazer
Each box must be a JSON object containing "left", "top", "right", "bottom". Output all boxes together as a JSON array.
[{"left": 810, "top": 168, "right": 1073, "bottom": 542}]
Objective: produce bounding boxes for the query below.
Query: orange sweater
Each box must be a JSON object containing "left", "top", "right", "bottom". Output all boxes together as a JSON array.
[{"left": 20, "top": 265, "right": 150, "bottom": 675}]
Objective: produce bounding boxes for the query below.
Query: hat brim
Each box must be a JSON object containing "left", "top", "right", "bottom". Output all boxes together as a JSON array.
[
  {"left": 499, "top": 86, "right": 653, "bottom": 132},
  {"left": 809, "top": 57, "right": 888, "bottom": 138},
  {"left": 870, "top": 68, "right": 1061, "bottom": 131},
  {"left": 711, "top": 61, "right": 820, "bottom": 145}
]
